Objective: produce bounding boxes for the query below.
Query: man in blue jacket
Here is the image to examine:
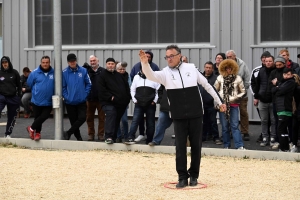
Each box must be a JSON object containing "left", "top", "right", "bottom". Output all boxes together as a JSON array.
[
  {"left": 63, "top": 53, "right": 91, "bottom": 141},
  {"left": 26, "top": 56, "right": 54, "bottom": 141}
]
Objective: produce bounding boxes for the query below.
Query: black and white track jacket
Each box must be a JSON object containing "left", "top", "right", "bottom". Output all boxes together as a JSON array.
[
  {"left": 131, "top": 74, "right": 160, "bottom": 107},
  {"left": 142, "top": 62, "right": 223, "bottom": 119}
]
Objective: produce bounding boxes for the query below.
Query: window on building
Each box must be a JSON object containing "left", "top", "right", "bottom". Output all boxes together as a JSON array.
[
  {"left": 261, "top": 0, "right": 300, "bottom": 41},
  {"left": 34, "top": 0, "right": 210, "bottom": 45}
]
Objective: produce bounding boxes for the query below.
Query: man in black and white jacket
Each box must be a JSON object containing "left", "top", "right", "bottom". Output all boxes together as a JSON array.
[
  {"left": 139, "top": 45, "right": 226, "bottom": 189},
  {"left": 124, "top": 69, "right": 160, "bottom": 145}
]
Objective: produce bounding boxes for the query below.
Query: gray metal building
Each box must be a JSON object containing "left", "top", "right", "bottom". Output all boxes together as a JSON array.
[{"left": 2, "top": 0, "right": 300, "bottom": 120}]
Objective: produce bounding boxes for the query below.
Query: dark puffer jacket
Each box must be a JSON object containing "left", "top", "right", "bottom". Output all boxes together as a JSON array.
[
  {"left": 272, "top": 77, "right": 295, "bottom": 112},
  {"left": 254, "top": 66, "right": 275, "bottom": 103}
]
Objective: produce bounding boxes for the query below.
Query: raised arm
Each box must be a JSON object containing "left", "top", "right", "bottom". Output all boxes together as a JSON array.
[{"left": 139, "top": 50, "right": 166, "bottom": 85}]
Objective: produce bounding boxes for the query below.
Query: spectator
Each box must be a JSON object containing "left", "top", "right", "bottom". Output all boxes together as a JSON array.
[
  {"left": 116, "top": 61, "right": 131, "bottom": 143},
  {"left": 98, "top": 58, "right": 131, "bottom": 144},
  {"left": 279, "top": 49, "right": 299, "bottom": 71},
  {"left": 0, "top": 56, "right": 22, "bottom": 138},
  {"left": 26, "top": 56, "right": 54, "bottom": 141},
  {"left": 253, "top": 55, "right": 276, "bottom": 147},
  {"left": 83, "top": 55, "right": 105, "bottom": 141},
  {"left": 213, "top": 53, "right": 226, "bottom": 76},
  {"left": 140, "top": 46, "right": 226, "bottom": 189},
  {"left": 181, "top": 56, "right": 188, "bottom": 63},
  {"left": 250, "top": 51, "right": 271, "bottom": 143},
  {"left": 200, "top": 61, "right": 222, "bottom": 144},
  {"left": 214, "top": 59, "right": 246, "bottom": 150},
  {"left": 124, "top": 67, "right": 160, "bottom": 145},
  {"left": 268, "top": 56, "right": 286, "bottom": 149},
  {"left": 271, "top": 67, "right": 295, "bottom": 152},
  {"left": 130, "top": 50, "right": 160, "bottom": 142},
  {"left": 20, "top": 67, "right": 32, "bottom": 118},
  {"left": 62, "top": 53, "right": 91, "bottom": 141},
  {"left": 148, "top": 85, "right": 173, "bottom": 146},
  {"left": 226, "top": 50, "right": 250, "bottom": 141},
  {"left": 292, "top": 73, "right": 300, "bottom": 152}
]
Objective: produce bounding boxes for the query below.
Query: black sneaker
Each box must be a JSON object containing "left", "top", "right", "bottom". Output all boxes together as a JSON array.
[
  {"left": 63, "top": 131, "right": 71, "bottom": 140},
  {"left": 243, "top": 133, "right": 250, "bottom": 141},
  {"left": 115, "top": 138, "right": 123, "bottom": 143},
  {"left": 148, "top": 142, "right": 157, "bottom": 146},
  {"left": 124, "top": 138, "right": 135, "bottom": 145},
  {"left": 213, "top": 138, "right": 223, "bottom": 145},
  {"left": 105, "top": 138, "right": 114, "bottom": 144},
  {"left": 176, "top": 179, "right": 188, "bottom": 188},
  {"left": 256, "top": 134, "right": 263, "bottom": 143},
  {"left": 260, "top": 137, "right": 268, "bottom": 147}
]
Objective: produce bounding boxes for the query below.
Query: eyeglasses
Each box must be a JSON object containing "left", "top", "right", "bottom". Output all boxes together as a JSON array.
[
  {"left": 1, "top": 61, "right": 8, "bottom": 63},
  {"left": 164, "top": 53, "right": 180, "bottom": 60}
]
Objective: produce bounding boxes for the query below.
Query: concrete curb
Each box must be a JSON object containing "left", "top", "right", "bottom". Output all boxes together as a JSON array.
[{"left": 1, "top": 138, "right": 299, "bottom": 162}]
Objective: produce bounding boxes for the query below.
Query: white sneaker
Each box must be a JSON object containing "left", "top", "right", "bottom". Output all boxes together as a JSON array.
[
  {"left": 271, "top": 142, "right": 279, "bottom": 150},
  {"left": 134, "top": 135, "right": 146, "bottom": 142},
  {"left": 290, "top": 145, "right": 298, "bottom": 153},
  {"left": 289, "top": 142, "right": 293, "bottom": 150},
  {"left": 237, "top": 147, "right": 246, "bottom": 150},
  {"left": 172, "top": 135, "right": 175, "bottom": 138},
  {"left": 5, "top": 135, "right": 11, "bottom": 138}
]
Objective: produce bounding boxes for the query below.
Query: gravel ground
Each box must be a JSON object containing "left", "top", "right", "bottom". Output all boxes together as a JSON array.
[{"left": 0, "top": 147, "right": 299, "bottom": 200}]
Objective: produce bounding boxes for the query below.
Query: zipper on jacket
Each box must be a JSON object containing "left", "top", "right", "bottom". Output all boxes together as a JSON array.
[{"left": 178, "top": 68, "right": 188, "bottom": 117}]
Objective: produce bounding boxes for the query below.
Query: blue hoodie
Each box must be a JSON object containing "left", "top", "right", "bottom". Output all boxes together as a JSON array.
[
  {"left": 62, "top": 65, "right": 91, "bottom": 105},
  {"left": 27, "top": 66, "right": 55, "bottom": 106}
]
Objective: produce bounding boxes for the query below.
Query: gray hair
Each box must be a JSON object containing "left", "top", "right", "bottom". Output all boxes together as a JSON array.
[
  {"left": 89, "top": 55, "right": 99, "bottom": 61},
  {"left": 225, "top": 50, "right": 236, "bottom": 56}
]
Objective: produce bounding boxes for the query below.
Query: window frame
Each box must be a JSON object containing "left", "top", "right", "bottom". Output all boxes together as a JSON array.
[{"left": 255, "top": 0, "right": 300, "bottom": 47}]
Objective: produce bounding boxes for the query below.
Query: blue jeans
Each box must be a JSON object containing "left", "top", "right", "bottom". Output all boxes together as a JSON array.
[
  {"left": 117, "top": 109, "right": 129, "bottom": 139},
  {"left": 152, "top": 111, "right": 173, "bottom": 144},
  {"left": 128, "top": 104, "right": 156, "bottom": 143},
  {"left": 219, "top": 106, "right": 244, "bottom": 149},
  {"left": 202, "top": 106, "right": 219, "bottom": 140}
]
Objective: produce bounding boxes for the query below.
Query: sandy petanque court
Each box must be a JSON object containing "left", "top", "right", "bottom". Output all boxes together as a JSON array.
[{"left": 0, "top": 147, "right": 300, "bottom": 200}]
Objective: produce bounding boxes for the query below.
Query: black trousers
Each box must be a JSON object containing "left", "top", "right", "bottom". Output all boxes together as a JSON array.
[
  {"left": 102, "top": 105, "right": 127, "bottom": 141},
  {"left": 31, "top": 104, "right": 52, "bottom": 133},
  {"left": 292, "top": 114, "right": 300, "bottom": 146},
  {"left": 174, "top": 117, "right": 203, "bottom": 180},
  {"left": 65, "top": 102, "right": 87, "bottom": 139},
  {"left": 0, "top": 95, "right": 20, "bottom": 136},
  {"left": 278, "top": 115, "right": 290, "bottom": 151}
]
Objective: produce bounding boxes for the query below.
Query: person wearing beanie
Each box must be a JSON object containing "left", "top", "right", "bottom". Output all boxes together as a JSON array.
[
  {"left": 26, "top": 56, "right": 54, "bottom": 141},
  {"left": 62, "top": 53, "right": 91, "bottom": 141},
  {"left": 226, "top": 50, "right": 251, "bottom": 141},
  {"left": 98, "top": 57, "right": 131, "bottom": 144},
  {"left": 83, "top": 55, "right": 106, "bottom": 142},
  {"left": 213, "top": 53, "right": 226, "bottom": 76},
  {"left": 0, "top": 56, "right": 22, "bottom": 138},
  {"left": 250, "top": 50, "right": 272, "bottom": 143},
  {"left": 130, "top": 50, "right": 160, "bottom": 142},
  {"left": 279, "top": 49, "right": 299, "bottom": 71},
  {"left": 271, "top": 67, "right": 295, "bottom": 152},
  {"left": 266, "top": 55, "right": 287, "bottom": 149}
]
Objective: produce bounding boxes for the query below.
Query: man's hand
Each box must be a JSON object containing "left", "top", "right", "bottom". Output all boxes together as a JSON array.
[
  {"left": 253, "top": 99, "right": 259, "bottom": 106},
  {"left": 151, "top": 101, "right": 155, "bottom": 105},
  {"left": 139, "top": 50, "right": 149, "bottom": 65},
  {"left": 111, "top": 96, "right": 114, "bottom": 101},
  {"left": 22, "top": 88, "right": 26, "bottom": 92},
  {"left": 272, "top": 78, "right": 277, "bottom": 86},
  {"left": 219, "top": 104, "right": 227, "bottom": 112}
]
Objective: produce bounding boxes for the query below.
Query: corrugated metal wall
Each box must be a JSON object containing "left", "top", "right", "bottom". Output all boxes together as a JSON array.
[{"left": 2, "top": 0, "right": 300, "bottom": 120}]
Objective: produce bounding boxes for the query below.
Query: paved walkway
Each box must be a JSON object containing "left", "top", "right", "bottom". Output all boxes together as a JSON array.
[{"left": 0, "top": 114, "right": 282, "bottom": 152}]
